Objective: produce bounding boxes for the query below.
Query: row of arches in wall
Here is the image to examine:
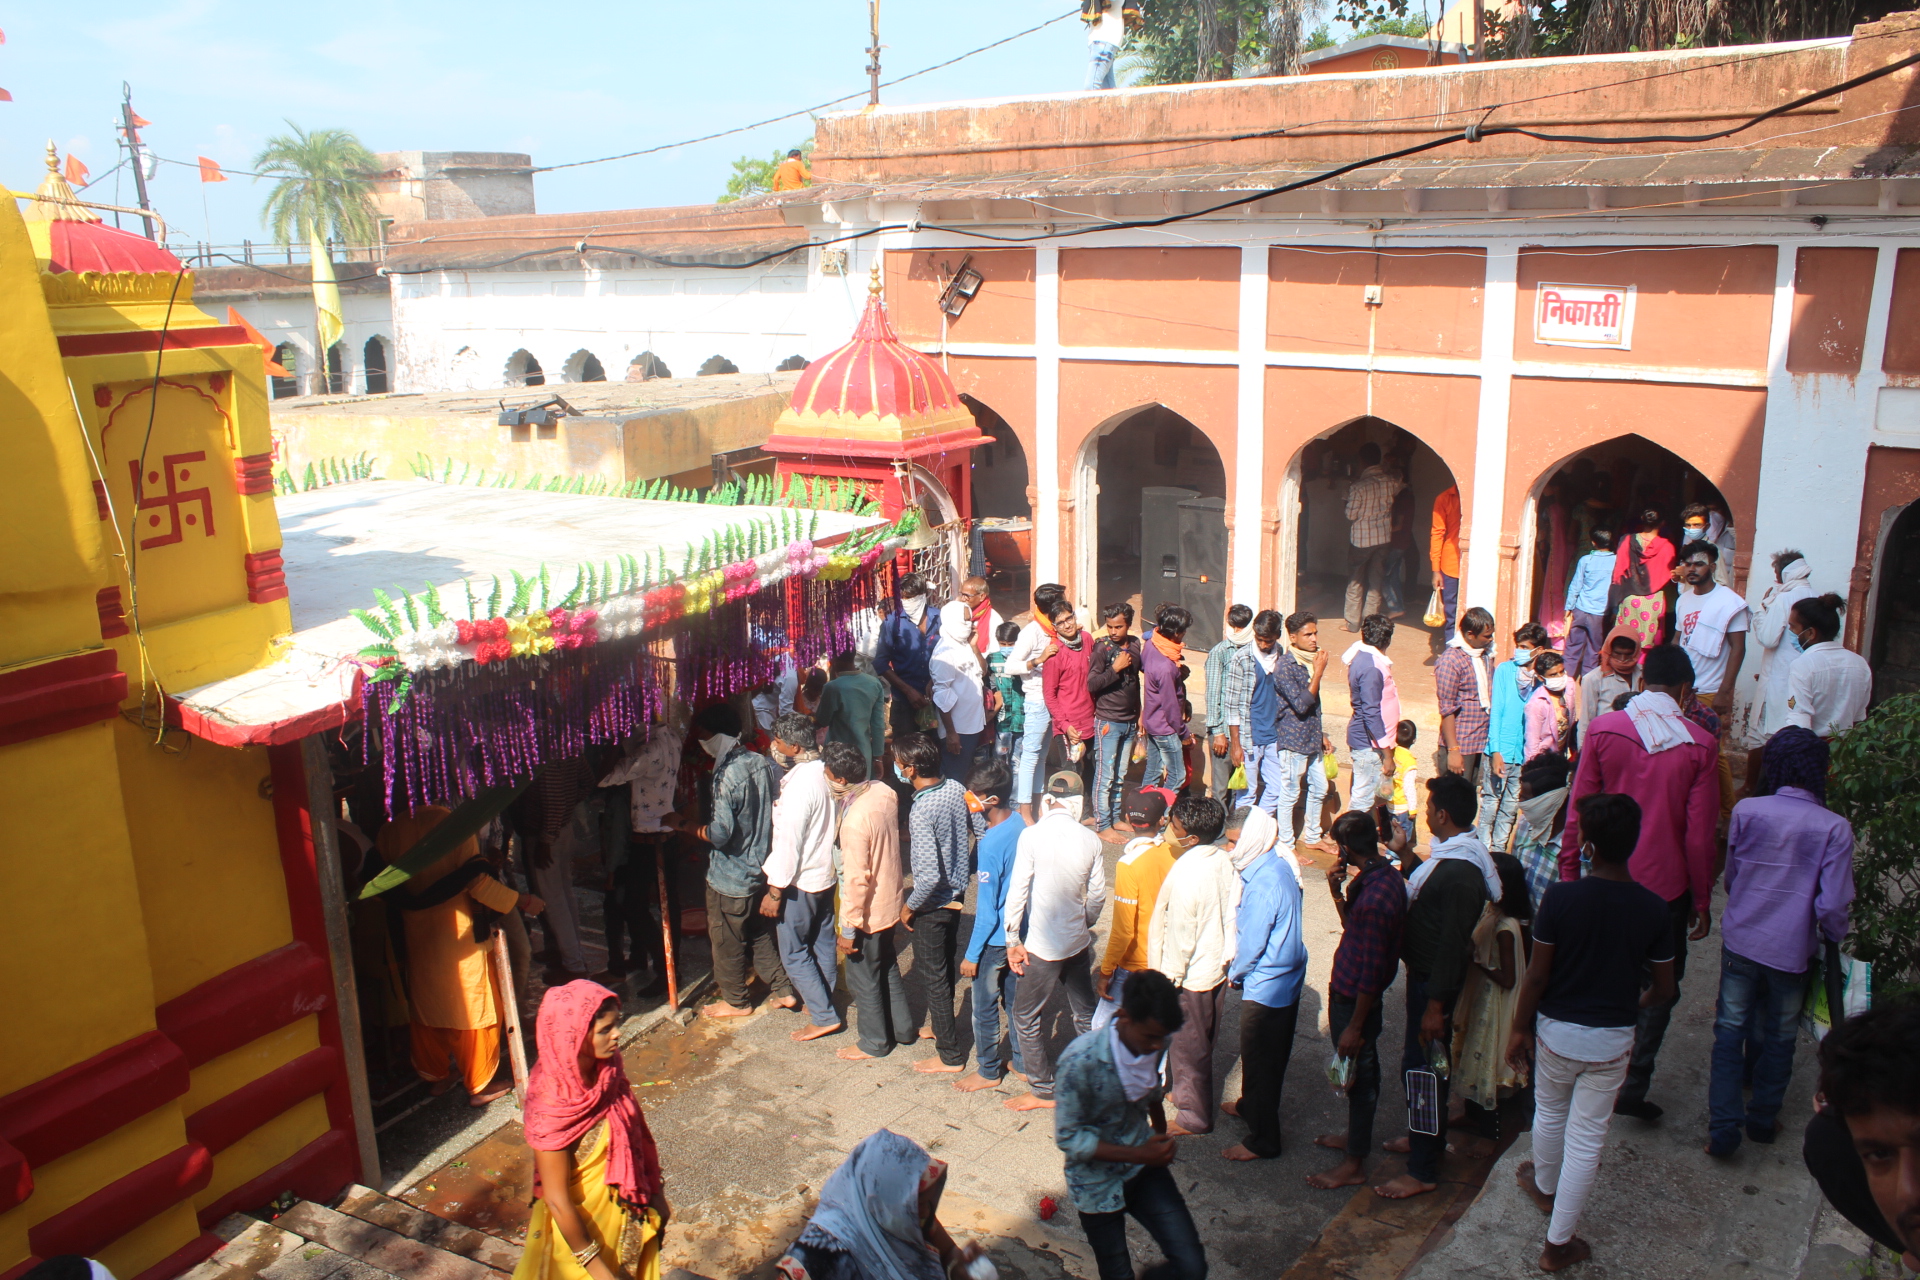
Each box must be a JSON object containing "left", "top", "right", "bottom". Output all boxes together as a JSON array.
[
  {"left": 962, "top": 395, "right": 1735, "bottom": 660},
  {"left": 500, "top": 348, "right": 811, "bottom": 387},
  {"left": 269, "top": 336, "right": 391, "bottom": 399}
]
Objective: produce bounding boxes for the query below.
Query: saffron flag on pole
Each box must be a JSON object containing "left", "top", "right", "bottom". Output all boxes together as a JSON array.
[
  {"left": 197, "top": 156, "right": 226, "bottom": 183},
  {"left": 227, "top": 307, "right": 290, "bottom": 378},
  {"left": 64, "top": 154, "right": 89, "bottom": 186}
]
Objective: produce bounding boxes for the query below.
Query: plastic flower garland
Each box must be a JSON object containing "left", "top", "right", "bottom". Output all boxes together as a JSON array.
[{"left": 353, "top": 509, "right": 908, "bottom": 707}]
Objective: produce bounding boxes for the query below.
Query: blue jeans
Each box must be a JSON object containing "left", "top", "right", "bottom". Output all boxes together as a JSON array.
[
  {"left": 970, "top": 943, "right": 1026, "bottom": 1081},
  {"left": 1277, "top": 747, "right": 1328, "bottom": 848},
  {"left": 1143, "top": 732, "right": 1186, "bottom": 792},
  {"left": 1085, "top": 39, "right": 1119, "bottom": 90},
  {"left": 1078, "top": 1164, "right": 1208, "bottom": 1280},
  {"left": 1348, "top": 744, "right": 1387, "bottom": 813},
  {"left": 775, "top": 888, "right": 841, "bottom": 1027},
  {"left": 1709, "top": 948, "right": 1808, "bottom": 1148},
  {"left": 1015, "top": 696, "right": 1051, "bottom": 804},
  {"left": 1093, "top": 717, "right": 1138, "bottom": 828},
  {"left": 1482, "top": 758, "right": 1523, "bottom": 850}
]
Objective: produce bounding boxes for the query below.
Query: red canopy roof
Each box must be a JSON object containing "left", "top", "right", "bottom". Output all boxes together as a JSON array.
[{"left": 42, "top": 218, "right": 184, "bottom": 276}]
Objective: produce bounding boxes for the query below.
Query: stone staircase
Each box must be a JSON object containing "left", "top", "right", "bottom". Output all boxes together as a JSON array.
[{"left": 183, "top": 1185, "right": 518, "bottom": 1280}]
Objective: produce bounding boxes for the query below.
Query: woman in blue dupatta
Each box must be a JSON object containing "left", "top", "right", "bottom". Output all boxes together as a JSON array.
[{"left": 774, "top": 1130, "right": 987, "bottom": 1280}]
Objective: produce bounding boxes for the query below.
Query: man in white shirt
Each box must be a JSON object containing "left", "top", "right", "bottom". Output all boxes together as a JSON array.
[
  {"left": 764, "top": 713, "right": 843, "bottom": 1041},
  {"left": 930, "top": 631, "right": 989, "bottom": 771},
  {"left": 1783, "top": 593, "right": 1873, "bottom": 738},
  {"left": 939, "top": 576, "right": 1005, "bottom": 672},
  {"left": 1750, "top": 551, "right": 1818, "bottom": 745},
  {"left": 598, "top": 718, "right": 687, "bottom": 996},
  {"left": 1148, "top": 796, "right": 1239, "bottom": 1135},
  {"left": 1004, "top": 771, "right": 1107, "bottom": 1112},
  {"left": 1674, "top": 540, "right": 1749, "bottom": 720}
]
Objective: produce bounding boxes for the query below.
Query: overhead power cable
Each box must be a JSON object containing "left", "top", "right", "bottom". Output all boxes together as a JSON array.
[{"left": 376, "top": 45, "right": 1920, "bottom": 272}]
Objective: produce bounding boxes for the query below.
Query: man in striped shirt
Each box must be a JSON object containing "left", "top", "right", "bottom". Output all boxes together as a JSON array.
[{"left": 1344, "top": 443, "right": 1405, "bottom": 632}]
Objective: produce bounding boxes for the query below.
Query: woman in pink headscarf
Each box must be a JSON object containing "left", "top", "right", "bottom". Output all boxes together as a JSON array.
[{"left": 514, "top": 981, "right": 669, "bottom": 1280}]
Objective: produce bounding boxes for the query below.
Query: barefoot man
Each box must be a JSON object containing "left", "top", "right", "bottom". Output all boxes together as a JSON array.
[
  {"left": 1003, "top": 771, "right": 1107, "bottom": 1111},
  {"left": 1306, "top": 810, "right": 1408, "bottom": 1191}
]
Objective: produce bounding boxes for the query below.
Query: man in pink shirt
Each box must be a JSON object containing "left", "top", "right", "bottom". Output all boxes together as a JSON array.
[{"left": 1560, "top": 643, "right": 1719, "bottom": 1122}]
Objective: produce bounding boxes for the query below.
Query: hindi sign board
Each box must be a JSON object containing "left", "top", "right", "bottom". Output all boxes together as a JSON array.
[{"left": 1534, "top": 283, "right": 1636, "bottom": 350}]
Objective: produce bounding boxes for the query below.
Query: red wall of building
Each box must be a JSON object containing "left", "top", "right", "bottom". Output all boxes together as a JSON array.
[
  {"left": 1059, "top": 248, "right": 1240, "bottom": 351},
  {"left": 1269, "top": 246, "right": 1486, "bottom": 359},
  {"left": 884, "top": 249, "right": 1037, "bottom": 346},
  {"left": 1514, "top": 247, "right": 1775, "bottom": 370}
]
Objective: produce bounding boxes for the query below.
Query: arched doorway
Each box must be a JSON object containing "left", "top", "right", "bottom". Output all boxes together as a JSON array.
[
  {"left": 270, "top": 344, "right": 298, "bottom": 400},
  {"left": 1287, "top": 416, "right": 1459, "bottom": 648},
  {"left": 1077, "top": 404, "right": 1228, "bottom": 650},
  {"left": 1519, "top": 434, "right": 1735, "bottom": 648},
  {"left": 962, "top": 395, "right": 1032, "bottom": 619},
  {"left": 1868, "top": 500, "right": 1920, "bottom": 704},
  {"left": 325, "top": 342, "right": 347, "bottom": 395},
  {"left": 628, "top": 351, "right": 670, "bottom": 380},
  {"left": 563, "top": 349, "right": 606, "bottom": 382},
  {"left": 363, "top": 336, "right": 389, "bottom": 394},
  {"left": 506, "top": 349, "right": 545, "bottom": 387}
]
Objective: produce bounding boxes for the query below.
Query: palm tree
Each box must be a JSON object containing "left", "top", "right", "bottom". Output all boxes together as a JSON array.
[{"left": 254, "top": 123, "right": 379, "bottom": 394}]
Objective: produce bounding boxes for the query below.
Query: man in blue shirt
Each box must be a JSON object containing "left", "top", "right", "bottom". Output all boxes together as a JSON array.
[
  {"left": 1486, "top": 622, "right": 1548, "bottom": 850},
  {"left": 1562, "top": 529, "right": 1616, "bottom": 680},
  {"left": 873, "top": 571, "right": 939, "bottom": 741},
  {"left": 1223, "top": 818, "right": 1308, "bottom": 1161},
  {"left": 958, "top": 758, "right": 1029, "bottom": 1093}
]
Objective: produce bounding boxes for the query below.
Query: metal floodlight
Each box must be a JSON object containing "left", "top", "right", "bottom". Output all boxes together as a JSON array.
[
  {"left": 938, "top": 256, "right": 985, "bottom": 319},
  {"left": 497, "top": 395, "right": 578, "bottom": 428}
]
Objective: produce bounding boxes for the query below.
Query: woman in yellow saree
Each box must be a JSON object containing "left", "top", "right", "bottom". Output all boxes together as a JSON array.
[{"left": 515, "top": 981, "right": 670, "bottom": 1280}]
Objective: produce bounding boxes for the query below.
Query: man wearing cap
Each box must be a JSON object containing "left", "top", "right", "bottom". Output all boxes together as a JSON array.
[
  {"left": 1004, "top": 771, "right": 1108, "bottom": 1111},
  {"left": 1095, "top": 788, "right": 1178, "bottom": 1032}
]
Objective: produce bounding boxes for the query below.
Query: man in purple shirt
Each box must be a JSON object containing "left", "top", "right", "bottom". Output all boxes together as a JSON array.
[
  {"left": 1561, "top": 644, "right": 1720, "bottom": 1121},
  {"left": 1141, "top": 605, "right": 1193, "bottom": 794},
  {"left": 1707, "top": 726, "right": 1854, "bottom": 1156}
]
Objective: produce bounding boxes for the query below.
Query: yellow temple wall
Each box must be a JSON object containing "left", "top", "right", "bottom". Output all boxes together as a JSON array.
[{"left": 0, "top": 194, "right": 362, "bottom": 1280}]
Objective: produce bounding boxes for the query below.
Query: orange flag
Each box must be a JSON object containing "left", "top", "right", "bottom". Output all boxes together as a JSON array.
[
  {"left": 64, "top": 154, "right": 89, "bottom": 186},
  {"left": 130, "top": 112, "right": 151, "bottom": 127},
  {"left": 227, "top": 307, "right": 290, "bottom": 377},
  {"left": 0, "top": 90, "right": 12, "bottom": 103},
  {"left": 197, "top": 156, "right": 226, "bottom": 183}
]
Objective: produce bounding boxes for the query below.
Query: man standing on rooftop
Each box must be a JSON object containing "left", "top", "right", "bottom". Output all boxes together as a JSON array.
[{"left": 1082, "top": 0, "right": 1138, "bottom": 90}]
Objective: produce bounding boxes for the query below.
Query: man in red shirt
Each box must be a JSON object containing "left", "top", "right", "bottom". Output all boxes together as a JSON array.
[{"left": 1561, "top": 644, "right": 1719, "bottom": 1121}]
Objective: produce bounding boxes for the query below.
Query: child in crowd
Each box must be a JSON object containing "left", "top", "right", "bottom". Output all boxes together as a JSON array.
[
  {"left": 1451, "top": 856, "right": 1532, "bottom": 1141},
  {"left": 1388, "top": 720, "right": 1419, "bottom": 848},
  {"left": 990, "top": 620, "right": 1024, "bottom": 762}
]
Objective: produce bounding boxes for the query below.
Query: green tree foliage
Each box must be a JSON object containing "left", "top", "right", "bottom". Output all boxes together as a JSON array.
[
  {"left": 1125, "top": 0, "right": 1315, "bottom": 83},
  {"left": 717, "top": 139, "right": 814, "bottom": 204},
  {"left": 1829, "top": 693, "right": 1920, "bottom": 997},
  {"left": 253, "top": 123, "right": 380, "bottom": 246}
]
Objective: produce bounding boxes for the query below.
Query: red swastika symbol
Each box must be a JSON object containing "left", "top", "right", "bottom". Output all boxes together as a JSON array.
[{"left": 128, "top": 451, "right": 216, "bottom": 550}]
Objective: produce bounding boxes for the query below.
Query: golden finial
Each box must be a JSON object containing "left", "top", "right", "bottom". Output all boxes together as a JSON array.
[
  {"left": 869, "top": 263, "right": 883, "bottom": 297},
  {"left": 26, "top": 140, "right": 99, "bottom": 223}
]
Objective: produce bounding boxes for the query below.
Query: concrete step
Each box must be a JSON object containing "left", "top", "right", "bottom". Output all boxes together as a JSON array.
[
  {"left": 332, "top": 1185, "right": 517, "bottom": 1273},
  {"left": 269, "top": 1201, "right": 503, "bottom": 1280},
  {"left": 177, "top": 1216, "right": 397, "bottom": 1280}
]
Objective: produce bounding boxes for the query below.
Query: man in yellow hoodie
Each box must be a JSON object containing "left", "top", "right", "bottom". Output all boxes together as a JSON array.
[{"left": 1094, "top": 787, "right": 1178, "bottom": 1029}]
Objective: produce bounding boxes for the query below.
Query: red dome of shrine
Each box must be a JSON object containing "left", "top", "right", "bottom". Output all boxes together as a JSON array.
[
  {"left": 25, "top": 143, "right": 184, "bottom": 276},
  {"left": 41, "top": 218, "right": 184, "bottom": 276},
  {"left": 769, "top": 270, "right": 985, "bottom": 458}
]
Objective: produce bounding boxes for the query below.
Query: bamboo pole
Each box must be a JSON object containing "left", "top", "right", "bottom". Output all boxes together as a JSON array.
[
  {"left": 658, "top": 857, "right": 680, "bottom": 1010},
  {"left": 493, "top": 930, "right": 531, "bottom": 1104}
]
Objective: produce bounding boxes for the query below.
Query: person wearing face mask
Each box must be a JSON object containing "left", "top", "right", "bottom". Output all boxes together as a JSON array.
[
  {"left": 1560, "top": 644, "right": 1719, "bottom": 1122},
  {"left": 666, "top": 703, "right": 795, "bottom": 1020},
  {"left": 1751, "top": 550, "right": 1818, "bottom": 748},
  {"left": 1578, "top": 629, "right": 1641, "bottom": 735},
  {"left": 763, "top": 714, "right": 843, "bottom": 1043},
  {"left": 1802, "top": 999, "right": 1920, "bottom": 1278},
  {"left": 874, "top": 573, "right": 940, "bottom": 742},
  {"left": 1486, "top": 624, "right": 1549, "bottom": 850},
  {"left": 1681, "top": 502, "right": 1738, "bottom": 587},
  {"left": 1782, "top": 593, "right": 1873, "bottom": 741},
  {"left": 1524, "top": 651, "right": 1574, "bottom": 763}
]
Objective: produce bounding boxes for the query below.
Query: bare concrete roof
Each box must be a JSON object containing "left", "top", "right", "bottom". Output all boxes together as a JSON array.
[{"left": 270, "top": 370, "right": 802, "bottom": 421}]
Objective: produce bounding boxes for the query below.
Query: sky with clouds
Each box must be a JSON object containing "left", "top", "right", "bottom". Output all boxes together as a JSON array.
[{"left": 3, "top": 1, "right": 1098, "bottom": 246}]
